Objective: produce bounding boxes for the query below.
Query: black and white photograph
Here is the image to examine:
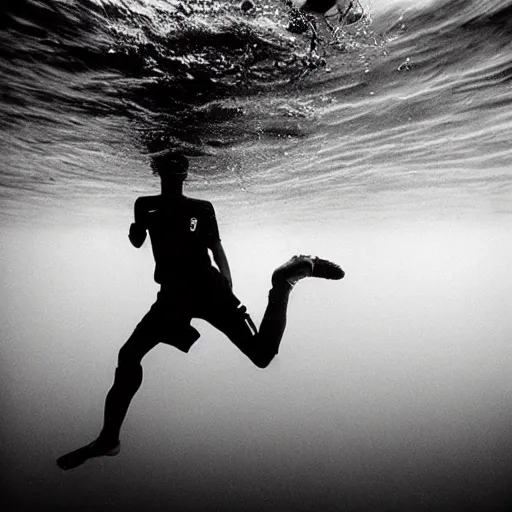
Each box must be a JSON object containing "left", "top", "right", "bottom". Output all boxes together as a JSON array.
[{"left": 1, "top": 1, "right": 511, "bottom": 511}]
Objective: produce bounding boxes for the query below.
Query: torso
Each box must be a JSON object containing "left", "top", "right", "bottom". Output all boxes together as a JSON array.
[{"left": 140, "top": 195, "right": 220, "bottom": 285}]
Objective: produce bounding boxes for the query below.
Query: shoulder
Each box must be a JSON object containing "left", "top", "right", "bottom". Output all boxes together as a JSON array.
[
  {"left": 185, "top": 197, "right": 216, "bottom": 214},
  {"left": 135, "top": 195, "right": 159, "bottom": 206},
  {"left": 135, "top": 195, "right": 160, "bottom": 211}
]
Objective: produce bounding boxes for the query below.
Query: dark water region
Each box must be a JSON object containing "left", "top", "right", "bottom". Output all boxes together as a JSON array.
[
  {"left": 0, "top": 0, "right": 372, "bottom": 221},
  {"left": 1, "top": 0, "right": 511, "bottom": 222}
]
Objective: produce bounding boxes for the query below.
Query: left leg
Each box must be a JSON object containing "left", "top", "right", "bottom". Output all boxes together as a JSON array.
[
  {"left": 201, "top": 282, "right": 292, "bottom": 369},
  {"left": 199, "top": 256, "right": 344, "bottom": 369}
]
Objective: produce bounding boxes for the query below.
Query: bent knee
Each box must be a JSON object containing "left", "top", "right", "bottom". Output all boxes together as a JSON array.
[{"left": 252, "top": 353, "right": 276, "bottom": 369}]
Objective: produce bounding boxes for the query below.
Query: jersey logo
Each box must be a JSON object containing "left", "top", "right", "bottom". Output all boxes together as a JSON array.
[{"left": 190, "top": 217, "right": 198, "bottom": 232}]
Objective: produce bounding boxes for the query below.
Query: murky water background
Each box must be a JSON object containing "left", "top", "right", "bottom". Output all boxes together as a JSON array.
[{"left": 1, "top": 0, "right": 511, "bottom": 510}]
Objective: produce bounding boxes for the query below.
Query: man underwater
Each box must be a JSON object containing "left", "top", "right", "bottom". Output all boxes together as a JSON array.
[{"left": 57, "top": 152, "right": 344, "bottom": 470}]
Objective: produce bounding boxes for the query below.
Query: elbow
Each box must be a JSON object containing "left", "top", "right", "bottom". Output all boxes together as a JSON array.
[{"left": 210, "top": 243, "right": 222, "bottom": 261}]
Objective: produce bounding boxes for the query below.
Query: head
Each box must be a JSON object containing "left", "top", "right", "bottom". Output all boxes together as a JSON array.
[{"left": 151, "top": 151, "right": 189, "bottom": 183}]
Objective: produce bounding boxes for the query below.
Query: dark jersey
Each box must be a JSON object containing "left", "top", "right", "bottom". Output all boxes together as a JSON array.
[{"left": 143, "top": 196, "right": 220, "bottom": 285}]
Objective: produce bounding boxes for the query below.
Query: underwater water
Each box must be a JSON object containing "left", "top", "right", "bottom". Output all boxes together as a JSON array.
[{"left": 1, "top": 0, "right": 511, "bottom": 511}]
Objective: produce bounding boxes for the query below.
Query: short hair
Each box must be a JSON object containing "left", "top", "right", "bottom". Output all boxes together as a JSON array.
[{"left": 151, "top": 151, "right": 189, "bottom": 179}]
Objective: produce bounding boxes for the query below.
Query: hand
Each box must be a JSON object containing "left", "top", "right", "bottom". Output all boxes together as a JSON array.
[
  {"left": 129, "top": 223, "right": 146, "bottom": 247},
  {"left": 128, "top": 222, "right": 138, "bottom": 240}
]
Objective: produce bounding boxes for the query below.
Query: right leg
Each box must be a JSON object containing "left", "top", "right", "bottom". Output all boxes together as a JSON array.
[
  {"left": 56, "top": 324, "right": 159, "bottom": 471},
  {"left": 56, "top": 292, "right": 194, "bottom": 470},
  {"left": 96, "top": 326, "right": 159, "bottom": 447},
  {"left": 96, "top": 318, "right": 199, "bottom": 444}
]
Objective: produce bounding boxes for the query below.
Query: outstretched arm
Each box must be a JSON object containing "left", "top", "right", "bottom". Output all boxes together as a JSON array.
[
  {"left": 128, "top": 198, "right": 147, "bottom": 248},
  {"left": 211, "top": 241, "right": 233, "bottom": 289}
]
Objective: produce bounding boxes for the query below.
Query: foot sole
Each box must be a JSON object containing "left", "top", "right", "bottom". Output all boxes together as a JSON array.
[{"left": 272, "top": 255, "right": 344, "bottom": 287}]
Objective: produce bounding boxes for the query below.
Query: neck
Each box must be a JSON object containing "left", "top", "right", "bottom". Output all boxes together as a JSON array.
[{"left": 160, "top": 180, "right": 184, "bottom": 198}]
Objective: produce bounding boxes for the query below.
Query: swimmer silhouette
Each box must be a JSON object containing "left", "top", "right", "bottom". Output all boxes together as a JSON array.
[
  {"left": 285, "top": 0, "right": 364, "bottom": 45},
  {"left": 286, "top": 0, "right": 363, "bottom": 24},
  {"left": 57, "top": 152, "right": 344, "bottom": 470}
]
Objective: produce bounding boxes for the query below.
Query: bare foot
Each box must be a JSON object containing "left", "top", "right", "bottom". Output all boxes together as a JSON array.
[{"left": 57, "top": 439, "right": 120, "bottom": 470}]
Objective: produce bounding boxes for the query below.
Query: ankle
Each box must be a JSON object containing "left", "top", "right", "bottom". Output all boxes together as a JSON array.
[
  {"left": 269, "top": 281, "right": 292, "bottom": 299},
  {"left": 97, "top": 431, "right": 119, "bottom": 447}
]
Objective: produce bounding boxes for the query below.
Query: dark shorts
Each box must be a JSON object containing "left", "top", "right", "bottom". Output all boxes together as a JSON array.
[{"left": 123, "top": 267, "right": 256, "bottom": 359}]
